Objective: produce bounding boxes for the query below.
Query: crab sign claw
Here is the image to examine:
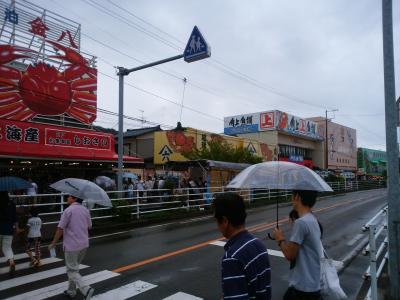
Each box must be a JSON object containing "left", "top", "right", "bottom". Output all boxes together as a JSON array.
[
  {"left": 0, "top": 45, "right": 34, "bottom": 64},
  {"left": 46, "top": 40, "right": 88, "bottom": 66}
]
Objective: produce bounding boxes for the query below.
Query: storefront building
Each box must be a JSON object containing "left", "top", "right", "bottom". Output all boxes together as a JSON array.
[
  {"left": 0, "top": 1, "right": 143, "bottom": 191},
  {"left": 307, "top": 117, "right": 357, "bottom": 171},
  {"left": 224, "top": 110, "right": 324, "bottom": 169}
]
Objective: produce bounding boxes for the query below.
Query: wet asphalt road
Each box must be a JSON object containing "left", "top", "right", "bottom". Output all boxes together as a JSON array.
[{"left": 0, "top": 189, "right": 387, "bottom": 300}]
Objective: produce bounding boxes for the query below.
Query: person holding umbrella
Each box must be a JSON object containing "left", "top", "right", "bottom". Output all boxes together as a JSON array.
[
  {"left": 227, "top": 162, "right": 333, "bottom": 300},
  {"left": 48, "top": 178, "right": 112, "bottom": 299},
  {"left": 49, "top": 194, "right": 94, "bottom": 299},
  {"left": 272, "top": 190, "right": 322, "bottom": 300}
]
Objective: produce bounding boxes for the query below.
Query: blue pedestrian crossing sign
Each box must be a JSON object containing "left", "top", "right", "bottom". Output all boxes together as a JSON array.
[{"left": 184, "top": 26, "right": 211, "bottom": 63}]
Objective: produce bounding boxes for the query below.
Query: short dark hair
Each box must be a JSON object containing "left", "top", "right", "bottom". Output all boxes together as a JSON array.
[
  {"left": 293, "top": 190, "right": 318, "bottom": 208},
  {"left": 213, "top": 192, "right": 246, "bottom": 226},
  {"left": 69, "top": 195, "right": 83, "bottom": 204},
  {"left": 30, "top": 207, "right": 39, "bottom": 217}
]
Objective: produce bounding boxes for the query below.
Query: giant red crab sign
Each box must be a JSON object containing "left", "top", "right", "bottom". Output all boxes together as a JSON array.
[{"left": 0, "top": 41, "right": 97, "bottom": 124}]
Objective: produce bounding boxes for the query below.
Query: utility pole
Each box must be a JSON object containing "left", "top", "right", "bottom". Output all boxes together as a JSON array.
[
  {"left": 325, "top": 110, "right": 328, "bottom": 170},
  {"left": 382, "top": 1, "right": 400, "bottom": 298},
  {"left": 325, "top": 109, "right": 338, "bottom": 170}
]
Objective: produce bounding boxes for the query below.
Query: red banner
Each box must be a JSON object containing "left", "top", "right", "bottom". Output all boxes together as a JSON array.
[{"left": 0, "top": 119, "right": 142, "bottom": 163}]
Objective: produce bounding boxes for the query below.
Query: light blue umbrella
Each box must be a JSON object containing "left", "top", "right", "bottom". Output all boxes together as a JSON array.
[
  {"left": 0, "top": 176, "right": 32, "bottom": 192},
  {"left": 122, "top": 173, "right": 138, "bottom": 180}
]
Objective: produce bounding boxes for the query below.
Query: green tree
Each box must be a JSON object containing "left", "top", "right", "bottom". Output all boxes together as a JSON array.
[{"left": 183, "top": 140, "right": 263, "bottom": 164}]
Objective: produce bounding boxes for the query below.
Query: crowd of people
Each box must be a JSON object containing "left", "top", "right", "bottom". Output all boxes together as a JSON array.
[{"left": 0, "top": 187, "right": 327, "bottom": 300}]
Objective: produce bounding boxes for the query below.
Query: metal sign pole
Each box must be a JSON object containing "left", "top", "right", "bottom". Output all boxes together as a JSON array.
[
  {"left": 381, "top": 1, "right": 400, "bottom": 298},
  {"left": 117, "top": 70, "right": 125, "bottom": 192},
  {"left": 116, "top": 26, "right": 210, "bottom": 192}
]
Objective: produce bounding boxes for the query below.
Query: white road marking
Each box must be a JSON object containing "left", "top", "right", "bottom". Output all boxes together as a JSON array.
[
  {"left": 163, "top": 292, "right": 203, "bottom": 300},
  {"left": 92, "top": 280, "right": 157, "bottom": 300},
  {"left": 0, "top": 253, "right": 28, "bottom": 263},
  {"left": 346, "top": 233, "right": 364, "bottom": 246},
  {"left": 4, "top": 270, "right": 120, "bottom": 300},
  {"left": 209, "top": 241, "right": 285, "bottom": 258},
  {"left": 0, "top": 264, "right": 88, "bottom": 291},
  {"left": 0, "top": 257, "right": 62, "bottom": 274},
  {"left": 209, "top": 241, "right": 226, "bottom": 247}
]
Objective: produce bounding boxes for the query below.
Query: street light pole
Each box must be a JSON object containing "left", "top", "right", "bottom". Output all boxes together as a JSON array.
[
  {"left": 116, "top": 55, "right": 184, "bottom": 191},
  {"left": 116, "top": 26, "right": 210, "bottom": 192},
  {"left": 117, "top": 69, "right": 125, "bottom": 192},
  {"left": 382, "top": 1, "right": 400, "bottom": 298}
]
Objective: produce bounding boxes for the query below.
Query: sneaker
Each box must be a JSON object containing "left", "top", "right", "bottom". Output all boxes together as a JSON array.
[
  {"left": 29, "top": 258, "right": 37, "bottom": 266},
  {"left": 34, "top": 259, "right": 42, "bottom": 267},
  {"left": 9, "top": 261, "right": 15, "bottom": 273},
  {"left": 83, "top": 287, "right": 94, "bottom": 300},
  {"left": 63, "top": 290, "right": 76, "bottom": 298}
]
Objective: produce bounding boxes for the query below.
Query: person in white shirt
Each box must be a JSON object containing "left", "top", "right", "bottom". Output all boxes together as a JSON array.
[
  {"left": 25, "top": 207, "right": 42, "bottom": 267},
  {"left": 26, "top": 178, "right": 38, "bottom": 196}
]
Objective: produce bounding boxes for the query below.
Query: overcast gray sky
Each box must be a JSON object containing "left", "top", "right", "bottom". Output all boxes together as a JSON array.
[{"left": 35, "top": 0, "right": 399, "bottom": 150}]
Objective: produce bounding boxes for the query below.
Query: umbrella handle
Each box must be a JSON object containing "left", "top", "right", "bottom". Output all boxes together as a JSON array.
[{"left": 267, "top": 232, "right": 275, "bottom": 240}]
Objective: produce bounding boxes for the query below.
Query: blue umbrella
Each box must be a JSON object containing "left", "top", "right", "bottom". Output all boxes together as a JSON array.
[
  {"left": 122, "top": 173, "right": 138, "bottom": 180},
  {"left": 0, "top": 176, "right": 32, "bottom": 192}
]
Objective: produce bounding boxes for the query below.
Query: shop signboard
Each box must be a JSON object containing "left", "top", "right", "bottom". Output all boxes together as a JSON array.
[
  {"left": 267, "top": 110, "right": 319, "bottom": 138},
  {"left": 0, "top": 119, "right": 141, "bottom": 162},
  {"left": 0, "top": 0, "right": 97, "bottom": 125},
  {"left": 224, "top": 113, "right": 259, "bottom": 135},
  {"left": 154, "top": 128, "right": 277, "bottom": 165},
  {"left": 259, "top": 111, "right": 275, "bottom": 130},
  {"left": 225, "top": 110, "right": 319, "bottom": 138}
]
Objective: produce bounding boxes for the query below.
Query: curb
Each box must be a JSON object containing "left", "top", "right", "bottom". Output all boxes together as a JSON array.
[{"left": 338, "top": 235, "right": 369, "bottom": 274}]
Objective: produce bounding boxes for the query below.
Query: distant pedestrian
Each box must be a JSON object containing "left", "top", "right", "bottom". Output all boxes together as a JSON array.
[
  {"left": 136, "top": 175, "right": 145, "bottom": 198},
  {"left": 0, "top": 191, "right": 17, "bottom": 273},
  {"left": 49, "top": 195, "right": 94, "bottom": 300},
  {"left": 26, "top": 178, "right": 38, "bottom": 195},
  {"left": 213, "top": 192, "right": 271, "bottom": 300},
  {"left": 127, "top": 179, "right": 134, "bottom": 199},
  {"left": 273, "top": 190, "right": 322, "bottom": 300},
  {"left": 25, "top": 207, "right": 42, "bottom": 267},
  {"left": 145, "top": 176, "right": 154, "bottom": 190}
]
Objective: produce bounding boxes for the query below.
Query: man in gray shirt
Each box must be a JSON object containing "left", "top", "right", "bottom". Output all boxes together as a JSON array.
[{"left": 273, "top": 190, "right": 322, "bottom": 300}]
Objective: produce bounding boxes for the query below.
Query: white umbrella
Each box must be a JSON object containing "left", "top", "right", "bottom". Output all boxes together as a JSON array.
[
  {"left": 227, "top": 161, "right": 333, "bottom": 192},
  {"left": 50, "top": 178, "right": 112, "bottom": 207},
  {"left": 227, "top": 161, "right": 332, "bottom": 238},
  {"left": 94, "top": 176, "right": 115, "bottom": 189}
]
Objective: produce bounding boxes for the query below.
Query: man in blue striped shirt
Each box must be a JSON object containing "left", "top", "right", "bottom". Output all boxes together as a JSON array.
[{"left": 213, "top": 193, "right": 271, "bottom": 300}]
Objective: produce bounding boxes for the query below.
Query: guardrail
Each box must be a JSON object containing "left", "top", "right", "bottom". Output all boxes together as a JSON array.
[
  {"left": 362, "top": 205, "right": 388, "bottom": 300},
  {"left": 10, "top": 180, "right": 386, "bottom": 226}
]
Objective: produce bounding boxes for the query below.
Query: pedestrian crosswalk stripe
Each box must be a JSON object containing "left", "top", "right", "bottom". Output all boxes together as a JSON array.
[
  {"left": 163, "top": 292, "right": 203, "bottom": 299},
  {"left": 0, "top": 264, "right": 89, "bottom": 291},
  {"left": 0, "top": 257, "right": 62, "bottom": 275},
  {"left": 209, "top": 241, "right": 226, "bottom": 247},
  {"left": 267, "top": 249, "right": 285, "bottom": 258},
  {"left": 92, "top": 280, "right": 157, "bottom": 300},
  {"left": 4, "top": 270, "right": 120, "bottom": 300},
  {"left": 0, "top": 253, "right": 29, "bottom": 264},
  {"left": 209, "top": 241, "right": 285, "bottom": 258}
]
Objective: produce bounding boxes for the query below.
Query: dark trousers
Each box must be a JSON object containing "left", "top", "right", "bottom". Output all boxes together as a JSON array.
[{"left": 283, "top": 287, "right": 322, "bottom": 300}]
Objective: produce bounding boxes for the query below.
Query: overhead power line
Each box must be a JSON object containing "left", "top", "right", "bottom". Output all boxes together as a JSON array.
[{"left": 86, "top": 0, "right": 331, "bottom": 110}]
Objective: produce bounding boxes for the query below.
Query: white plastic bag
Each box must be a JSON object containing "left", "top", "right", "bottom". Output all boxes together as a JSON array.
[{"left": 320, "top": 247, "right": 347, "bottom": 300}]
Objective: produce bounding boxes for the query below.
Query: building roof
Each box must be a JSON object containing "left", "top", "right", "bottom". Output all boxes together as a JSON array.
[{"left": 122, "top": 125, "right": 162, "bottom": 138}]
